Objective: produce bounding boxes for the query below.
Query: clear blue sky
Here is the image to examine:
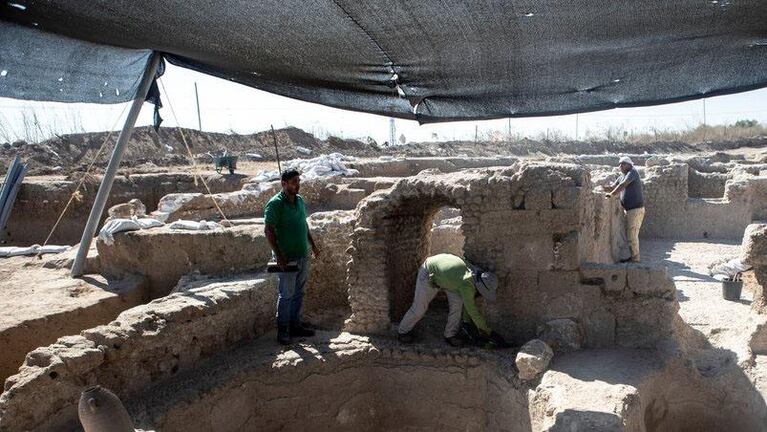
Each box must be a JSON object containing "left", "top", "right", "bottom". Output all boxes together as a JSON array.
[{"left": 1, "top": 63, "right": 766, "bottom": 144}]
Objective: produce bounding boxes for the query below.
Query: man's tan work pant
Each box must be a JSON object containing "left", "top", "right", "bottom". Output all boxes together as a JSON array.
[
  {"left": 624, "top": 207, "right": 645, "bottom": 261},
  {"left": 398, "top": 262, "right": 464, "bottom": 338}
]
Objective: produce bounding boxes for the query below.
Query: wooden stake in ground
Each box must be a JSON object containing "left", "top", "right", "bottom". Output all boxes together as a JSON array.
[{"left": 270, "top": 125, "right": 282, "bottom": 174}]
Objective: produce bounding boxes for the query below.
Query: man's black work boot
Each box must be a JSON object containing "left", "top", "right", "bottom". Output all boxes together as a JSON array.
[
  {"left": 445, "top": 336, "right": 464, "bottom": 347},
  {"left": 277, "top": 325, "right": 292, "bottom": 345},
  {"left": 290, "top": 322, "right": 315, "bottom": 337}
]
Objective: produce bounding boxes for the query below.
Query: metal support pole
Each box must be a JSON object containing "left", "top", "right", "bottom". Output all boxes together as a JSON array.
[
  {"left": 71, "top": 53, "right": 161, "bottom": 277},
  {"left": 194, "top": 82, "right": 202, "bottom": 131}
]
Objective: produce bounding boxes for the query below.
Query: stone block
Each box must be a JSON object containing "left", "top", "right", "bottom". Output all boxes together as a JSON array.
[
  {"left": 580, "top": 263, "right": 627, "bottom": 294},
  {"left": 505, "top": 235, "right": 554, "bottom": 271},
  {"left": 742, "top": 223, "right": 767, "bottom": 267},
  {"left": 626, "top": 264, "right": 674, "bottom": 298},
  {"left": 536, "top": 318, "right": 583, "bottom": 352},
  {"left": 538, "top": 271, "right": 581, "bottom": 293},
  {"left": 524, "top": 189, "right": 552, "bottom": 210},
  {"left": 613, "top": 299, "right": 677, "bottom": 348},
  {"left": 584, "top": 308, "right": 616, "bottom": 348},
  {"left": 551, "top": 186, "right": 580, "bottom": 209},
  {"left": 538, "top": 271, "right": 601, "bottom": 321},
  {"left": 552, "top": 231, "right": 579, "bottom": 270}
]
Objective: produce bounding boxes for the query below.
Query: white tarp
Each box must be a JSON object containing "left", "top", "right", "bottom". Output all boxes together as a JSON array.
[{"left": 252, "top": 153, "right": 358, "bottom": 182}]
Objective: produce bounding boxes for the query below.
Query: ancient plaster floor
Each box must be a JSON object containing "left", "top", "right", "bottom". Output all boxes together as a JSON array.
[{"left": 642, "top": 239, "right": 756, "bottom": 361}]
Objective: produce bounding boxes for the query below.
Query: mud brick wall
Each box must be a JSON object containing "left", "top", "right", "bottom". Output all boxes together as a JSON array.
[
  {"left": 0, "top": 275, "right": 277, "bottom": 432},
  {"left": 5, "top": 173, "right": 244, "bottom": 246},
  {"left": 641, "top": 164, "right": 758, "bottom": 239},
  {"left": 344, "top": 164, "right": 677, "bottom": 347},
  {"left": 687, "top": 168, "right": 728, "bottom": 198}
]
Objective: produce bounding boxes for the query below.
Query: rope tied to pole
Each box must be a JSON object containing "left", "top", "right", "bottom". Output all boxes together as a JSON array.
[
  {"left": 37, "top": 102, "right": 131, "bottom": 258},
  {"left": 158, "top": 77, "right": 230, "bottom": 225}
]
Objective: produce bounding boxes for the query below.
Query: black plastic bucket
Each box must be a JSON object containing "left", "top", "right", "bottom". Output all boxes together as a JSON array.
[{"left": 722, "top": 280, "right": 743, "bottom": 301}]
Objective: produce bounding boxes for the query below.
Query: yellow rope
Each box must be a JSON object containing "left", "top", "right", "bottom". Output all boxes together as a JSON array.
[
  {"left": 158, "top": 77, "right": 230, "bottom": 224},
  {"left": 40, "top": 102, "right": 130, "bottom": 251}
]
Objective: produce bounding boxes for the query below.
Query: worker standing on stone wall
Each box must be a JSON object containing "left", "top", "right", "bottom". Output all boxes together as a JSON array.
[
  {"left": 604, "top": 156, "right": 645, "bottom": 262},
  {"left": 398, "top": 253, "right": 506, "bottom": 347},
  {"left": 264, "top": 169, "right": 321, "bottom": 345}
]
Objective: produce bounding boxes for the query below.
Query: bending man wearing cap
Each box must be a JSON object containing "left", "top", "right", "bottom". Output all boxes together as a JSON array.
[
  {"left": 604, "top": 156, "right": 645, "bottom": 262},
  {"left": 398, "top": 253, "right": 501, "bottom": 347}
]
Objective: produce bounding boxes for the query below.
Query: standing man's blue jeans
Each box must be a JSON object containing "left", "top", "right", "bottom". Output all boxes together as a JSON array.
[{"left": 276, "top": 256, "right": 311, "bottom": 326}]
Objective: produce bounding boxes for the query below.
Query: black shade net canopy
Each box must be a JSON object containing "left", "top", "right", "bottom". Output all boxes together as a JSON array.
[{"left": 1, "top": 0, "right": 767, "bottom": 123}]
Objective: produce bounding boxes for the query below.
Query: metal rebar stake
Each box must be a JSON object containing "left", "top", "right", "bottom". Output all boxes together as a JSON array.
[{"left": 71, "top": 53, "right": 161, "bottom": 277}]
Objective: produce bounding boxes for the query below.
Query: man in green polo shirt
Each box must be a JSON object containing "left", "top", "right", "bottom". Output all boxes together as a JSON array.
[
  {"left": 397, "top": 253, "right": 502, "bottom": 347},
  {"left": 264, "top": 169, "right": 320, "bottom": 345}
]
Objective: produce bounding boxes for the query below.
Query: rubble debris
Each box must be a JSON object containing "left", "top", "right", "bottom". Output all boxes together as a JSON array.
[{"left": 516, "top": 339, "right": 554, "bottom": 380}]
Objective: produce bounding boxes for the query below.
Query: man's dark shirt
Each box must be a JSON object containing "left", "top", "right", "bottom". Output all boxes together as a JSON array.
[{"left": 613, "top": 168, "right": 644, "bottom": 210}]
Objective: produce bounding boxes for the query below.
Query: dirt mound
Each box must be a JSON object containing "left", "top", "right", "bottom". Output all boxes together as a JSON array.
[
  {"left": 3, "top": 126, "right": 766, "bottom": 176},
  {"left": 0, "top": 127, "right": 381, "bottom": 175},
  {"left": 399, "top": 136, "right": 767, "bottom": 157}
]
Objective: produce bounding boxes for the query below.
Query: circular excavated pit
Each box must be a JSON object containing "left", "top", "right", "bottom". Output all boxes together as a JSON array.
[{"left": 130, "top": 336, "right": 528, "bottom": 432}]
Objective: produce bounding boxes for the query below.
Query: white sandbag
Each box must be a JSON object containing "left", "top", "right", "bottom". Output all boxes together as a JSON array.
[
  {"left": 710, "top": 257, "right": 752, "bottom": 279},
  {"left": 0, "top": 245, "right": 37, "bottom": 257},
  {"left": 0, "top": 244, "right": 70, "bottom": 258},
  {"left": 98, "top": 218, "right": 141, "bottom": 246},
  {"left": 38, "top": 245, "right": 71, "bottom": 254},
  {"left": 169, "top": 219, "right": 223, "bottom": 231},
  {"left": 135, "top": 217, "right": 164, "bottom": 229}
]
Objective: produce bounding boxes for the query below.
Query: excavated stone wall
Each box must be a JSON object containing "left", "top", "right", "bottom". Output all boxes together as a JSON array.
[
  {"left": 97, "top": 225, "right": 273, "bottom": 298},
  {"left": 155, "top": 178, "right": 367, "bottom": 222},
  {"left": 640, "top": 164, "right": 767, "bottom": 239},
  {"left": 97, "top": 212, "right": 353, "bottom": 320},
  {"left": 344, "top": 164, "right": 678, "bottom": 347},
  {"left": 429, "top": 207, "right": 464, "bottom": 257},
  {"left": 5, "top": 173, "right": 244, "bottom": 245},
  {"left": 0, "top": 274, "right": 277, "bottom": 432},
  {"left": 347, "top": 156, "right": 517, "bottom": 178},
  {"left": 129, "top": 335, "right": 527, "bottom": 432},
  {"left": 305, "top": 211, "right": 355, "bottom": 322},
  {"left": 687, "top": 168, "right": 728, "bottom": 198}
]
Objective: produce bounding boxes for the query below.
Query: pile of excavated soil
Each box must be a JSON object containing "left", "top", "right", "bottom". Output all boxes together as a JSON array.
[
  {"left": 4, "top": 126, "right": 767, "bottom": 176},
  {"left": 0, "top": 126, "right": 379, "bottom": 176}
]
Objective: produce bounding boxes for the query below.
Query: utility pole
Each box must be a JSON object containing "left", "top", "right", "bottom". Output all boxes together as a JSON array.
[
  {"left": 507, "top": 118, "right": 511, "bottom": 140},
  {"left": 702, "top": 98, "right": 707, "bottom": 127},
  {"left": 575, "top": 113, "right": 580, "bottom": 141},
  {"left": 475, "top": 125, "right": 478, "bottom": 142},
  {"left": 194, "top": 82, "right": 202, "bottom": 131},
  {"left": 388, "top": 118, "right": 396, "bottom": 146},
  {"left": 703, "top": 98, "right": 707, "bottom": 141}
]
